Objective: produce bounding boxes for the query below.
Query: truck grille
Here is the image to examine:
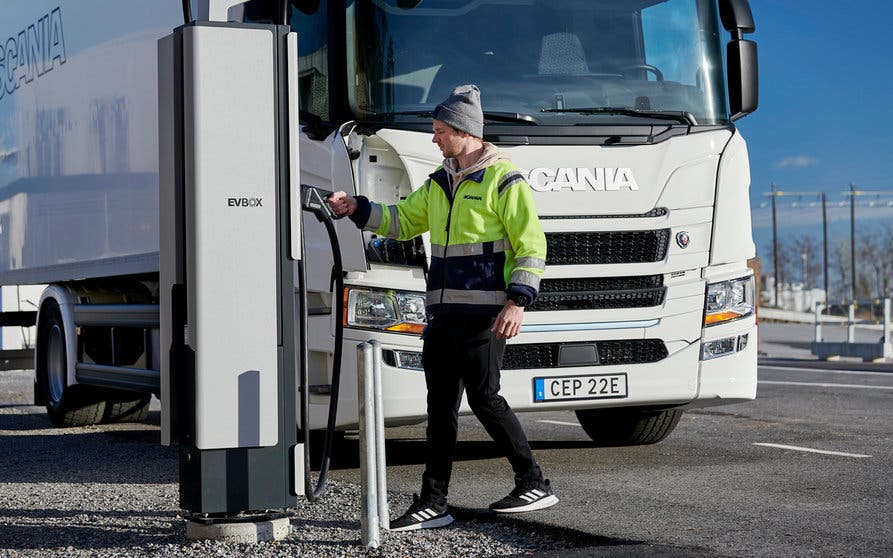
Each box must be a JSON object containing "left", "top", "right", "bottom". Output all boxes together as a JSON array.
[
  {"left": 545, "top": 230, "right": 670, "bottom": 265},
  {"left": 529, "top": 275, "right": 665, "bottom": 312},
  {"left": 502, "top": 339, "right": 668, "bottom": 370}
]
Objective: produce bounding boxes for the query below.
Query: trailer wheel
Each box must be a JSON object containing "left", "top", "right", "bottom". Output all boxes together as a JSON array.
[
  {"left": 102, "top": 391, "right": 151, "bottom": 423},
  {"left": 36, "top": 300, "right": 106, "bottom": 427},
  {"left": 574, "top": 407, "right": 683, "bottom": 447}
]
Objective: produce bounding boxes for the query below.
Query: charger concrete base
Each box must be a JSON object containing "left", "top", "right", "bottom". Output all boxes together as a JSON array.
[{"left": 185, "top": 513, "right": 291, "bottom": 543}]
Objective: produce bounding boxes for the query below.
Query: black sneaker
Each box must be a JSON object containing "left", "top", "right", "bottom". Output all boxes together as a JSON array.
[
  {"left": 489, "top": 479, "right": 559, "bottom": 513},
  {"left": 389, "top": 494, "right": 454, "bottom": 532}
]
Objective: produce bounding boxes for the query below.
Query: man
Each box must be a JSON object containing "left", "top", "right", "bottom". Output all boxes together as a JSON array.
[{"left": 328, "top": 85, "right": 557, "bottom": 531}]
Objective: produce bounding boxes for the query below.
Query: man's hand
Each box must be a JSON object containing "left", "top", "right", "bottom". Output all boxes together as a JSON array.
[
  {"left": 328, "top": 191, "right": 357, "bottom": 217},
  {"left": 491, "top": 300, "right": 524, "bottom": 340}
]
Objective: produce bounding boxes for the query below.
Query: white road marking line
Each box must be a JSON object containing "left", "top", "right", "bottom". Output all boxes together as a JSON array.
[
  {"left": 537, "top": 420, "right": 579, "bottom": 427},
  {"left": 753, "top": 443, "right": 871, "bottom": 458},
  {"left": 759, "top": 364, "right": 893, "bottom": 377},
  {"left": 758, "top": 380, "right": 893, "bottom": 390}
]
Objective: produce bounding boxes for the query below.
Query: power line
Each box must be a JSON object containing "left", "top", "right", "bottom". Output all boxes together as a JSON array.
[
  {"left": 754, "top": 199, "right": 893, "bottom": 210},
  {"left": 763, "top": 186, "right": 830, "bottom": 305},
  {"left": 841, "top": 186, "right": 893, "bottom": 301},
  {"left": 762, "top": 185, "right": 893, "bottom": 304}
]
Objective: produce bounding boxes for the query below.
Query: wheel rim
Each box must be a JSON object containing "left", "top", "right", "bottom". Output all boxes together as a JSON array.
[{"left": 47, "top": 324, "right": 66, "bottom": 402}]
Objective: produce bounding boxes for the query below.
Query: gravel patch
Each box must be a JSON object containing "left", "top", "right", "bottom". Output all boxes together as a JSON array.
[{"left": 1, "top": 371, "right": 581, "bottom": 557}]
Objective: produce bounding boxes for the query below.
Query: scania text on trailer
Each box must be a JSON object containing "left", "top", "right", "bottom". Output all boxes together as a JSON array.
[{"left": 2, "top": 0, "right": 759, "bottom": 447}]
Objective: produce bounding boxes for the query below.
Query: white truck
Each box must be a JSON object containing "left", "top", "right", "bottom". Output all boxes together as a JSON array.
[{"left": 5, "top": 0, "right": 758, "bottom": 446}]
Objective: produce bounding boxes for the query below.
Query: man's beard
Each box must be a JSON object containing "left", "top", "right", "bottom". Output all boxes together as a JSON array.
[{"left": 439, "top": 144, "right": 459, "bottom": 158}]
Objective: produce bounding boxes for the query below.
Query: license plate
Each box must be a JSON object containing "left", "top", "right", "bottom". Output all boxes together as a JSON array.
[{"left": 533, "top": 374, "right": 628, "bottom": 402}]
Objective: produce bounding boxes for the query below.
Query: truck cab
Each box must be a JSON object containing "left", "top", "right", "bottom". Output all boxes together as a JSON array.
[
  {"left": 12, "top": 0, "right": 758, "bottom": 446},
  {"left": 283, "top": 0, "right": 759, "bottom": 444}
]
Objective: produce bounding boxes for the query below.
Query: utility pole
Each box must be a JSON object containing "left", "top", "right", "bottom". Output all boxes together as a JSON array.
[
  {"left": 771, "top": 183, "right": 779, "bottom": 306},
  {"left": 822, "top": 192, "right": 829, "bottom": 307},
  {"left": 764, "top": 185, "right": 893, "bottom": 309},
  {"left": 839, "top": 185, "right": 893, "bottom": 303},
  {"left": 763, "top": 187, "right": 830, "bottom": 309},
  {"left": 849, "top": 182, "right": 856, "bottom": 302}
]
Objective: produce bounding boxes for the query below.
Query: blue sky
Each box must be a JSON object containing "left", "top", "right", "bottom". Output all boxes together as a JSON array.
[
  {"left": 736, "top": 0, "right": 893, "bottom": 258},
  {"left": 1, "top": 0, "right": 888, "bottom": 264}
]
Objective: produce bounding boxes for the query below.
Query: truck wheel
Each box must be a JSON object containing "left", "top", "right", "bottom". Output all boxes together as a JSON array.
[
  {"left": 36, "top": 300, "right": 106, "bottom": 427},
  {"left": 102, "top": 391, "right": 151, "bottom": 423},
  {"left": 574, "top": 407, "right": 683, "bottom": 447}
]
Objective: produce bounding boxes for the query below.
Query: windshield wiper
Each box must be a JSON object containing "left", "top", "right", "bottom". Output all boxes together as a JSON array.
[
  {"left": 483, "top": 111, "right": 539, "bottom": 125},
  {"left": 363, "top": 110, "right": 539, "bottom": 125},
  {"left": 542, "top": 107, "right": 697, "bottom": 126}
]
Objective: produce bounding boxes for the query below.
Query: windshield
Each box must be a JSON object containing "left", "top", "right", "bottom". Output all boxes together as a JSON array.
[{"left": 346, "top": 0, "right": 728, "bottom": 125}]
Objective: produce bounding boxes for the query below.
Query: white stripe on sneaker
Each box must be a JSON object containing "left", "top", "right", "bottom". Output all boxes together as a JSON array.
[
  {"left": 532, "top": 489, "right": 546, "bottom": 497},
  {"left": 389, "top": 513, "right": 454, "bottom": 532},
  {"left": 519, "top": 493, "right": 534, "bottom": 502},
  {"left": 492, "top": 494, "right": 560, "bottom": 514}
]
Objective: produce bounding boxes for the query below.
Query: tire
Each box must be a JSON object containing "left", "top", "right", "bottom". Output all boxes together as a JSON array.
[
  {"left": 102, "top": 391, "right": 151, "bottom": 423},
  {"left": 574, "top": 406, "right": 683, "bottom": 447},
  {"left": 36, "top": 300, "right": 106, "bottom": 427}
]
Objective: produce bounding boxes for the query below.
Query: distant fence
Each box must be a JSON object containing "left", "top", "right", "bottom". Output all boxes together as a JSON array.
[
  {"left": 761, "top": 300, "right": 892, "bottom": 362},
  {"left": 758, "top": 306, "right": 884, "bottom": 330}
]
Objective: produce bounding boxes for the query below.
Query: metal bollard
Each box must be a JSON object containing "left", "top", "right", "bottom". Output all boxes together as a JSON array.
[
  {"left": 370, "top": 340, "right": 390, "bottom": 530},
  {"left": 358, "top": 342, "right": 379, "bottom": 548},
  {"left": 814, "top": 303, "right": 825, "bottom": 342},
  {"left": 848, "top": 304, "right": 856, "bottom": 343},
  {"left": 358, "top": 341, "right": 390, "bottom": 547},
  {"left": 884, "top": 299, "right": 891, "bottom": 344}
]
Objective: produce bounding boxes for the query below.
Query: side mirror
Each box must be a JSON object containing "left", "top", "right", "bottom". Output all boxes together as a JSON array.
[
  {"left": 719, "top": 0, "right": 755, "bottom": 34},
  {"left": 727, "top": 39, "right": 758, "bottom": 121},
  {"left": 718, "top": 0, "right": 758, "bottom": 120}
]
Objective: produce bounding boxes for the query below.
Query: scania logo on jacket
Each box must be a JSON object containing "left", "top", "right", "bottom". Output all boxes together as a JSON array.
[{"left": 522, "top": 167, "right": 639, "bottom": 192}]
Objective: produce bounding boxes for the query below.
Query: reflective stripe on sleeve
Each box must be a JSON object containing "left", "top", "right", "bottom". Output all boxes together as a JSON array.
[
  {"left": 497, "top": 172, "right": 526, "bottom": 196},
  {"left": 510, "top": 269, "right": 542, "bottom": 290},
  {"left": 365, "top": 203, "right": 384, "bottom": 232},
  {"left": 387, "top": 205, "right": 401, "bottom": 238},
  {"left": 514, "top": 256, "right": 546, "bottom": 271}
]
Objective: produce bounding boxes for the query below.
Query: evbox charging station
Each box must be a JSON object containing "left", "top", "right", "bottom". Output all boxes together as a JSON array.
[{"left": 158, "top": 4, "right": 304, "bottom": 520}]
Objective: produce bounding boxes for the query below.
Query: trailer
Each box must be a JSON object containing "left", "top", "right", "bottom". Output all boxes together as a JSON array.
[{"left": 3, "top": 0, "right": 758, "bottom": 447}]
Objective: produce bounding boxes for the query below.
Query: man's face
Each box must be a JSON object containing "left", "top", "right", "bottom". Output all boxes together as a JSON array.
[{"left": 432, "top": 120, "right": 465, "bottom": 157}]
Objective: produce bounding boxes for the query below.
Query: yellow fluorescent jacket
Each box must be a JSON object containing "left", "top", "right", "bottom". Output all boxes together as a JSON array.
[{"left": 361, "top": 161, "right": 547, "bottom": 315}]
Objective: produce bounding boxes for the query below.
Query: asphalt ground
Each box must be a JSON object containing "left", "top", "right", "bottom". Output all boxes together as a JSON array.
[
  {"left": 332, "top": 323, "right": 893, "bottom": 557},
  {"left": 357, "top": 361, "right": 892, "bottom": 557},
  {"left": 2, "top": 324, "right": 891, "bottom": 557}
]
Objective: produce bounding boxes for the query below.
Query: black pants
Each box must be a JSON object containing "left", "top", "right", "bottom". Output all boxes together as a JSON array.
[{"left": 420, "top": 314, "right": 543, "bottom": 504}]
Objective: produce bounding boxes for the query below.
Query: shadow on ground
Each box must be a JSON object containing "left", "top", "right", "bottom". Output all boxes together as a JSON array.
[{"left": 0, "top": 509, "right": 181, "bottom": 550}]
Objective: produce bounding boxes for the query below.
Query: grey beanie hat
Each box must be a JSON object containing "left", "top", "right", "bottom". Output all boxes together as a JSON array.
[{"left": 433, "top": 84, "right": 484, "bottom": 138}]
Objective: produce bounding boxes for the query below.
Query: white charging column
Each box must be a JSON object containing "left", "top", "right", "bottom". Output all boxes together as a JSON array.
[{"left": 159, "top": 20, "right": 300, "bottom": 515}]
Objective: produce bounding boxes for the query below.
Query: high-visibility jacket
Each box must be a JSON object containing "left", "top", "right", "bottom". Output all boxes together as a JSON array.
[{"left": 353, "top": 160, "right": 547, "bottom": 316}]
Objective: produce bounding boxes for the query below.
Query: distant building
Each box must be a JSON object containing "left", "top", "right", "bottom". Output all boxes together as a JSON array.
[{"left": 760, "top": 277, "right": 826, "bottom": 312}]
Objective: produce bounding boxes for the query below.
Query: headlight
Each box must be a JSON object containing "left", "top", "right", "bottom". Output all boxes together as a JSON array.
[
  {"left": 344, "top": 287, "right": 426, "bottom": 334},
  {"left": 704, "top": 275, "right": 754, "bottom": 326}
]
